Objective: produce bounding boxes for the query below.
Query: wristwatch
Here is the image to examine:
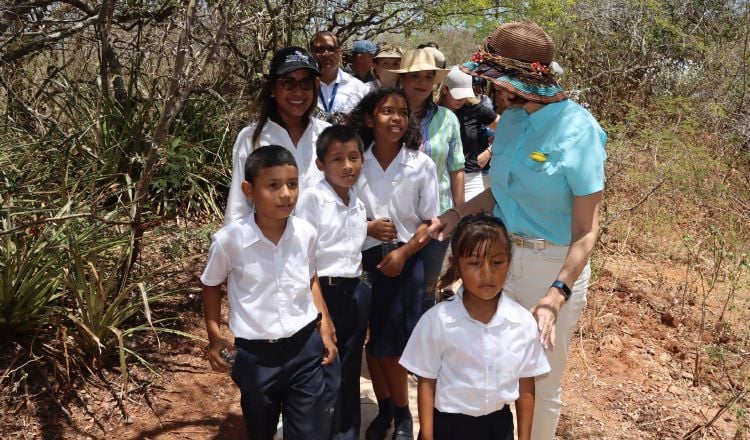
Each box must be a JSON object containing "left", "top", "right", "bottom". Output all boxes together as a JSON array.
[{"left": 551, "top": 280, "right": 571, "bottom": 301}]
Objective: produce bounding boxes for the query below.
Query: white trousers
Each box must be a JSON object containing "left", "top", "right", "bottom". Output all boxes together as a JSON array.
[
  {"left": 503, "top": 244, "right": 590, "bottom": 440},
  {"left": 464, "top": 171, "right": 490, "bottom": 202}
]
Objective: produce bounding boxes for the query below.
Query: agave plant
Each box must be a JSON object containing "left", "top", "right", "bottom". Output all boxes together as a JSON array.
[{"left": 61, "top": 223, "right": 200, "bottom": 390}]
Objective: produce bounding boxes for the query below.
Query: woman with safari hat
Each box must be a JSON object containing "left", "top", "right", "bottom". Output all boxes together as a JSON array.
[{"left": 426, "top": 22, "right": 607, "bottom": 439}]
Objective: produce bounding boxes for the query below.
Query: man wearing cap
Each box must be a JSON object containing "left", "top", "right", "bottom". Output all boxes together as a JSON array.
[
  {"left": 309, "top": 31, "right": 370, "bottom": 121},
  {"left": 344, "top": 40, "right": 378, "bottom": 83}
]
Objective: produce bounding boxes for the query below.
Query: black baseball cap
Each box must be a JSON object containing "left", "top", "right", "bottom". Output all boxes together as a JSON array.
[{"left": 269, "top": 47, "right": 320, "bottom": 77}]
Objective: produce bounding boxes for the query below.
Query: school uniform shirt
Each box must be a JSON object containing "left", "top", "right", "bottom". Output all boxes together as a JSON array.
[
  {"left": 224, "top": 118, "right": 330, "bottom": 225},
  {"left": 200, "top": 214, "right": 319, "bottom": 340},
  {"left": 420, "top": 105, "right": 465, "bottom": 212},
  {"left": 489, "top": 99, "right": 607, "bottom": 245},
  {"left": 399, "top": 287, "right": 550, "bottom": 417},
  {"left": 356, "top": 146, "right": 439, "bottom": 251},
  {"left": 317, "top": 69, "right": 370, "bottom": 114},
  {"left": 295, "top": 179, "right": 368, "bottom": 278}
]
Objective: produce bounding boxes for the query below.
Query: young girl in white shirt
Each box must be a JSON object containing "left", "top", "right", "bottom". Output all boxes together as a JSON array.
[
  {"left": 348, "top": 87, "right": 439, "bottom": 440},
  {"left": 399, "top": 214, "right": 550, "bottom": 440}
]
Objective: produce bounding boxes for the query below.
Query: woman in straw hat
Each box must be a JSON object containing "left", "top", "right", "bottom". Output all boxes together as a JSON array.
[{"left": 426, "top": 22, "right": 607, "bottom": 439}]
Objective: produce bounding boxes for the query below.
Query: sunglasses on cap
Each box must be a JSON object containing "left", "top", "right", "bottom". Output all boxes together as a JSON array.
[{"left": 277, "top": 76, "right": 316, "bottom": 91}]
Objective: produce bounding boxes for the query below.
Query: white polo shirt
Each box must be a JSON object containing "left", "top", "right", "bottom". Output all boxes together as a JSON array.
[
  {"left": 399, "top": 288, "right": 550, "bottom": 417},
  {"left": 224, "top": 118, "right": 330, "bottom": 225},
  {"left": 356, "top": 146, "right": 439, "bottom": 250},
  {"left": 318, "top": 69, "right": 370, "bottom": 114},
  {"left": 200, "top": 214, "right": 319, "bottom": 340},
  {"left": 295, "top": 179, "right": 367, "bottom": 278}
]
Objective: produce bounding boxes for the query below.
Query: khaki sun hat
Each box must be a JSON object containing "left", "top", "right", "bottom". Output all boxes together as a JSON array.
[{"left": 379, "top": 48, "right": 450, "bottom": 88}]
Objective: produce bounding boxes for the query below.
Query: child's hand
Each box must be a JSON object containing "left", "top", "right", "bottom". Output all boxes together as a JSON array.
[
  {"left": 367, "top": 217, "right": 397, "bottom": 242},
  {"left": 206, "top": 338, "right": 234, "bottom": 372},
  {"left": 319, "top": 318, "right": 339, "bottom": 365},
  {"left": 377, "top": 247, "right": 406, "bottom": 277}
]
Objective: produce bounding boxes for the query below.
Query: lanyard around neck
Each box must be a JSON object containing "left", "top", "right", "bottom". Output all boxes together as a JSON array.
[{"left": 319, "top": 82, "right": 340, "bottom": 113}]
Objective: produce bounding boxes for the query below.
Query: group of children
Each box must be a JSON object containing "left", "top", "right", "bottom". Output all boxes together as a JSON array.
[{"left": 200, "top": 87, "right": 550, "bottom": 440}]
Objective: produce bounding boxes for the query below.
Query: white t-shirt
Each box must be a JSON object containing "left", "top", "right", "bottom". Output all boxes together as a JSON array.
[
  {"left": 200, "top": 215, "right": 319, "bottom": 340},
  {"left": 399, "top": 287, "right": 550, "bottom": 417},
  {"left": 295, "top": 179, "right": 367, "bottom": 278},
  {"left": 318, "top": 69, "right": 370, "bottom": 114},
  {"left": 224, "top": 118, "right": 330, "bottom": 225},
  {"left": 356, "top": 146, "right": 439, "bottom": 250}
]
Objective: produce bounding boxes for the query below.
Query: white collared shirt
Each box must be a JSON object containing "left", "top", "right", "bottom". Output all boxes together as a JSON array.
[
  {"left": 200, "top": 215, "right": 319, "bottom": 340},
  {"left": 224, "top": 118, "right": 330, "bottom": 225},
  {"left": 295, "top": 179, "right": 367, "bottom": 278},
  {"left": 399, "top": 287, "right": 550, "bottom": 417},
  {"left": 356, "top": 146, "right": 439, "bottom": 250},
  {"left": 318, "top": 69, "right": 370, "bottom": 114}
]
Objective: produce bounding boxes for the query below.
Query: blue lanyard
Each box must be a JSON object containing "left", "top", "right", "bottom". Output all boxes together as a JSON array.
[{"left": 319, "top": 82, "right": 339, "bottom": 113}]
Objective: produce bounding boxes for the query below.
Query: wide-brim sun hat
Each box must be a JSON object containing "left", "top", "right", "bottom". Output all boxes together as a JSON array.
[
  {"left": 461, "top": 21, "right": 567, "bottom": 104},
  {"left": 443, "top": 66, "right": 475, "bottom": 100},
  {"left": 379, "top": 48, "right": 450, "bottom": 88}
]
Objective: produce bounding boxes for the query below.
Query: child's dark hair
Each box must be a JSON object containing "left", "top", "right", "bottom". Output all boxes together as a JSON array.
[
  {"left": 346, "top": 87, "right": 421, "bottom": 150},
  {"left": 244, "top": 145, "right": 298, "bottom": 184},
  {"left": 436, "top": 213, "right": 512, "bottom": 300},
  {"left": 316, "top": 125, "right": 364, "bottom": 161}
]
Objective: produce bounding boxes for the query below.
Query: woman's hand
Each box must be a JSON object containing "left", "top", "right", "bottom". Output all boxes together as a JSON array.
[
  {"left": 377, "top": 247, "right": 406, "bottom": 277},
  {"left": 477, "top": 148, "right": 492, "bottom": 168},
  {"left": 423, "top": 210, "right": 460, "bottom": 242},
  {"left": 367, "top": 218, "right": 397, "bottom": 242},
  {"left": 529, "top": 288, "right": 566, "bottom": 349}
]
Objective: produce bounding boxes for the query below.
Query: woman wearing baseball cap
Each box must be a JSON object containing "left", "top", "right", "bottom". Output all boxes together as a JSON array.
[
  {"left": 427, "top": 22, "right": 607, "bottom": 439},
  {"left": 225, "top": 46, "right": 329, "bottom": 224}
]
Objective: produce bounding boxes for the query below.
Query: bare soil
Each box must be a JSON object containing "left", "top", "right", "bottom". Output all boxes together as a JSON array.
[{"left": 2, "top": 245, "right": 747, "bottom": 439}]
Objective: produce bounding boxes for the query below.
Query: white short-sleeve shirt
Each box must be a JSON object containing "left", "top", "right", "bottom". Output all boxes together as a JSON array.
[
  {"left": 356, "top": 147, "right": 440, "bottom": 250},
  {"left": 295, "top": 179, "right": 368, "bottom": 278},
  {"left": 399, "top": 288, "right": 550, "bottom": 417},
  {"left": 200, "top": 215, "right": 319, "bottom": 340},
  {"left": 224, "top": 119, "right": 330, "bottom": 225},
  {"left": 318, "top": 69, "right": 370, "bottom": 114}
]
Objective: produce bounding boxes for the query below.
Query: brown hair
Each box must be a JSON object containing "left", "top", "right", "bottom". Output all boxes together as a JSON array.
[{"left": 436, "top": 213, "right": 512, "bottom": 301}]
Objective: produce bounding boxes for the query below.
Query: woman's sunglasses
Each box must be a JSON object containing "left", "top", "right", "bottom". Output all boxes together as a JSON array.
[{"left": 277, "top": 76, "right": 315, "bottom": 91}]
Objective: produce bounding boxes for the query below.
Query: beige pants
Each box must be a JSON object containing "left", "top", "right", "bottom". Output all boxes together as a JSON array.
[{"left": 504, "top": 244, "right": 590, "bottom": 440}]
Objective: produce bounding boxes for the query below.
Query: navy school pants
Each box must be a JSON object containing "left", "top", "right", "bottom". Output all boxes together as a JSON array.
[{"left": 232, "top": 318, "right": 327, "bottom": 440}]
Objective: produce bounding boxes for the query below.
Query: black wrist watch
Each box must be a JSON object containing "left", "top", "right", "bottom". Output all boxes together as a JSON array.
[{"left": 551, "top": 280, "right": 571, "bottom": 301}]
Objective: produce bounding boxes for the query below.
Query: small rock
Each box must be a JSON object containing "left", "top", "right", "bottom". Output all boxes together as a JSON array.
[
  {"left": 681, "top": 371, "right": 694, "bottom": 380},
  {"left": 658, "top": 352, "right": 671, "bottom": 364},
  {"left": 600, "top": 334, "right": 623, "bottom": 354},
  {"left": 668, "top": 385, "right": 683, "bottom": 395}
]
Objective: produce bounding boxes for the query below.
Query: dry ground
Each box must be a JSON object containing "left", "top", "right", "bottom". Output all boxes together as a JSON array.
[{"left": 2, "top": 242, "right": 747, "bottom": 439}]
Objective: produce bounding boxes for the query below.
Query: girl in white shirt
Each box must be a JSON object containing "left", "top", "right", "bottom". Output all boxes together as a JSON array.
[
  {"left": 348, "top": 87, "right": 439, "bottom": 440},
  {"left": 400, "top": 214, "right": 550, "bottom": 440}
]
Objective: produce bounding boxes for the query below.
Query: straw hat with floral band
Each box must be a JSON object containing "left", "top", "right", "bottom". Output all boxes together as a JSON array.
[
  {"left": 379, "top": 48, "right": 450, "bottom": 88},
  {"left": 461, "top": 21, "right": 567, "bottom": 104}
]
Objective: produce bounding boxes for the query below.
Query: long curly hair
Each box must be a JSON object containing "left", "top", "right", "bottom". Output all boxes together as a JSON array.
[{"left": 345, "top": 87, "right": 421, "bottom": 151}]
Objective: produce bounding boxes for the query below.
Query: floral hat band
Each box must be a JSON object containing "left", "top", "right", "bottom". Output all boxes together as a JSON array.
[{"left": 465, "top": 48, "right": 559, "bottom": 86}]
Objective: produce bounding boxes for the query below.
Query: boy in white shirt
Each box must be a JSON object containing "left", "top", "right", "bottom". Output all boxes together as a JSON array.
[
  {"left": 295, "top": 125, "right": 369, "bottom": 440},
  {"left": 200, "top": 145, "right": 337, "bottom": 439}
]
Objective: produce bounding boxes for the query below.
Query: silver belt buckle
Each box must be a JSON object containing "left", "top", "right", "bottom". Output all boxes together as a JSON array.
[
  {"left": 267, "top": 338, "right": 280, "bottom": 343},
  {"left": 530, "top": 238, "right": 546, "bottom": 251}
]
